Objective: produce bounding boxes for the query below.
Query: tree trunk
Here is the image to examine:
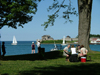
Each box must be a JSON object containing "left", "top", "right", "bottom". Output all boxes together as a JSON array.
[
  {"left": 78, "top": 0, "right": 92, "bottom": 52},
  {"left": 0, "top": 38, "right": 1, "bottom": 58}
]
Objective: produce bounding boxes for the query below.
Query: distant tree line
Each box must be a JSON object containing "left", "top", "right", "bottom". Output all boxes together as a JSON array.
[
  {"left": 41, "top": 40, "right": 63, "bottom": 44},
  {"left": 76, "top": 34, "right": 100, "bottom": 38},
  {"left": 90, "top": 34, "right": 100, "bottom": 38}
]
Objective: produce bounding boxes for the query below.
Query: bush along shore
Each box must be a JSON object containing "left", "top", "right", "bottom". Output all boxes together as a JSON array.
[{"left": 41, "top": 40, "right": 77, "bottom": 44}]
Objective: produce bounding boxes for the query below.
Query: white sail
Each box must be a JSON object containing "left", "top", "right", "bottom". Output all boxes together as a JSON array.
[
  {"left": 50, "top": 42, "right": 58, "bottom": 51},
  {"left": 63, "top": 36, "right": 65, "bottom": 44},
  {"left": 12, "top": 36, "right": 17, "bottom": 45},
  {"left": 61, "top": 36, "right": 67, "bottom": 46}
]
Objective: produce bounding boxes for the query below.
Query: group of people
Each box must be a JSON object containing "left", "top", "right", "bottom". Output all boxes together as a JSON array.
[
  {"left": 1, "top": 41, "right": 88, "bottom": 60},
  {"left": 1, "top": 41, "right": 41, "bottom": 57},
  {"left": 63, "top": 44, "right": 88, "bottom": 61},
  {"left": 31, "top": 41, "right": 41, "bottom": 54},
  {"left": 0, "top": 41, "right": 41, "bottom": 57}
]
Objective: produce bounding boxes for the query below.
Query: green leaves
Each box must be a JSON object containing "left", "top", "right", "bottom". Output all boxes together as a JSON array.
[
  {"left": 42, "top": 0, "right": 78, "bottom": 30},
  {"left": 41, "top": 14, "right": 59, "bottom": 30},
  {"left": 0, "top": 0, "right": 41, "bottom": 29}
]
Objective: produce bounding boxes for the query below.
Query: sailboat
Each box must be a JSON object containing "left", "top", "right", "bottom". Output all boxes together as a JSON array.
[
  {"left": 12, "top": 36, "right": 17, "bottom": 45},
  {"left": 61, "top": 36, "right": 67, "bottom": 46},
  {"left": 50, "top": 42, "right": 58, "bottom": 51}
]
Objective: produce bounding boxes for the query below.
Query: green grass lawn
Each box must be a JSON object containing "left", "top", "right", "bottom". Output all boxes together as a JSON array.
[{"left": 0, "top": 50, "right": 100, "bottom": 75}]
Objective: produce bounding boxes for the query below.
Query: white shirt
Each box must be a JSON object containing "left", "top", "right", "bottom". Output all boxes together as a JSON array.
[
  {"left": 63, "top": 47, "right": 69, "bottom": 56},
  {"left": 64, "top": 47, "right": 68, "bottom": 51},
  {"left": 37, "top": 42, "right": 40, "bottom": 47},
  {"left": 81, "top": 47, "right": 88, "bottom": 54},
  {"left": 71, "top": 48, "right": 77, "bottom": 54}
]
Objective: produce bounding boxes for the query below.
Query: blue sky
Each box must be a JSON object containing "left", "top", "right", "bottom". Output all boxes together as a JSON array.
[{"left": 0, "top": 0, "right": 100, "bottom": 41}]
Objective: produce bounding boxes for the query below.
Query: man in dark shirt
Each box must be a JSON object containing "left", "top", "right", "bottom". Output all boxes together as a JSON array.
[{"left": 2, "top": 42, "right": 6, "bottom": 57}]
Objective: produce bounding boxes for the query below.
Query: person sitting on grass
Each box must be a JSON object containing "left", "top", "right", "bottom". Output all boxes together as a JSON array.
[
  {"left": 71, "top": 45, "right": 77, "bottom": 55},
  {"left": 80, "top": 45, "right": 88, "bottom": 56},
  {"left": 78, "top": 45, "right": 88, "bottom": 61},
  {"left": 69, "top": 45, "right": 78, "bottom": 62},
  {"left": 63, "top": 44, "right": 71, "bottom": 61},
  {"left": 76, "top": 45, "right": 81, "bottom": 57},
  {"left": 76, "top": 45, "right": 81, "bottom": 53}
]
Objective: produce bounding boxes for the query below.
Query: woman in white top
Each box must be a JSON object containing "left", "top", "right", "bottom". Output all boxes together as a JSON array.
[
  {"left": 71, "top": 45, "right": 77, "bottom": 55},
  {"left": 70, "top": 45, "right": 78, "bottom": 62}
]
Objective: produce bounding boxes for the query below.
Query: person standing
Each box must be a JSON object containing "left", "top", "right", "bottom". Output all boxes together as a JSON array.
[
  {"left": 31, "top": 42, "right": 35, "bottom": 54},
  {"left": 2, "top": 42, "right": 6, "bottom": 57},
  {"left": 37, "top": 41, "right": 41, "bottom": 53}
]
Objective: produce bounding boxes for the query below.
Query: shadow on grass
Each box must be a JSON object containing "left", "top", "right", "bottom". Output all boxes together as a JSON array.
[
  {"left": 3, "top": 50, "right": 63, "bottom": 61},
  {"left": 1, "top": 73, "right": 9, "bottom": 75},
  {"left": 18, "top": 63, "right": 100, "bottom": 75}
]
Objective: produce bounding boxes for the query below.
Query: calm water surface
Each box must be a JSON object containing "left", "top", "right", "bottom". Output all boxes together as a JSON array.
[{"left": 1, "top": 41, "right": 100, "bottom": 56}]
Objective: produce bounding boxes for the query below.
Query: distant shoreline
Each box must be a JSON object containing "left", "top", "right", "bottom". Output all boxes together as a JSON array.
[
  {"left": 41, "top": 43, "right": 100, "bottom": 45},
  {"left": 41, "top": 43, "right": 78, "bottom": 44}
]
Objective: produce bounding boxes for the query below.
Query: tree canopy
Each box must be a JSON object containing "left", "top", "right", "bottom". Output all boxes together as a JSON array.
[
  {"left": 0, "top": 0, "right": 94, "bottom": 51},
  {"left": 0, "top": 0, "right": 77, "bottom": 29},
  {"left": 0, "top": 0, "right": 41, "bottom": 29}
]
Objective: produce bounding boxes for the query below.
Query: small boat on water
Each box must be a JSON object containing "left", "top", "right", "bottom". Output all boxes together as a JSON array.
[
  {"left": 74, "top": 42, "right": 78, "bottom": 44},
  {"left": 50, "top": 42, "right": 58, "bottom": 51},
  {"left": 11, "top": 36, "right": 17, "bottom": 45}
]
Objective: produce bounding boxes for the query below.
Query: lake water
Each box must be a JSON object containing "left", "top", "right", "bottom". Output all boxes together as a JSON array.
[{"left": 1, "top": 41, "right": 100, "bottom": 56}]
